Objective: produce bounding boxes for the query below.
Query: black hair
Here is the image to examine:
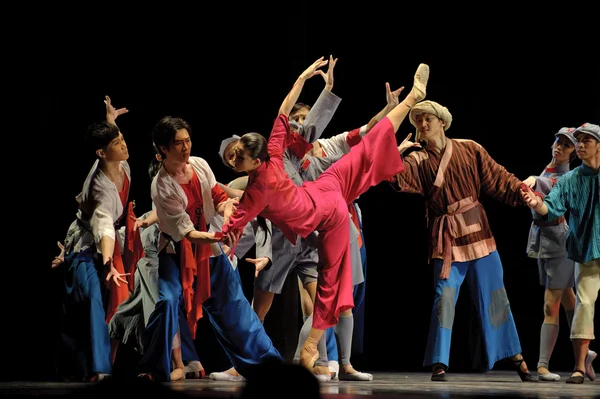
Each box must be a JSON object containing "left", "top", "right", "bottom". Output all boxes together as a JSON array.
[
  {"left": 151, "top": 116, "right": 192, "bottom": 160},
  {"left": 85, "top": 121, "right": 120, "bottom": 153}
]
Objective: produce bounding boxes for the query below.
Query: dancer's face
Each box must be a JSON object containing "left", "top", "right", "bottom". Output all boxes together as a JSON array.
[
  {"left": 551, "top": 135, "right": 575, "bottom": 163},
  {"left": 290, "top": 107, "right": 309, "bottom": 130},
  {"left": 162, "top": 129, "right": 191, "bottom": 162},
  {"left": 414, "top": 113, "right": 445, "bottom": 141},
  {"left": 223, "top": 141, "right": 239, "bottom": 169},
  {"left": 101, "top": 132, "right": 129, "bottom": 162},
  {"left": 575, "top": 133, "right": 600, "bottom": 163},
  {"left": 225, "top": 141, "right": 260, "bottom": 173}
]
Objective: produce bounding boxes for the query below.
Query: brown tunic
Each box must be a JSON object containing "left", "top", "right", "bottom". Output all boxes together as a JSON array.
[{"left": 393, "top": 138, "right": 524, "bottom": 278}]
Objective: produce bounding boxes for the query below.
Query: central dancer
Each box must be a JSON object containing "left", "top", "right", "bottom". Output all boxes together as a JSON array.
[{"left": 219, "top": 57, "right": 427, "bottom": 371}]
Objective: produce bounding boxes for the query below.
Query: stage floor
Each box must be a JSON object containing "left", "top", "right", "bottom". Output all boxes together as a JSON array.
[{"left": 1, "top": 371, "right": 598, "bottom": 399}]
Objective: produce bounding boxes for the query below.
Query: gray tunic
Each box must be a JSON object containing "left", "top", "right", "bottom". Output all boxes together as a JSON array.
[
  {"left": 525, "top": 163, "right": 571, "bottom": 259},
  {"left": 108, "top": 210, "right": 160, "bottom": 353}
]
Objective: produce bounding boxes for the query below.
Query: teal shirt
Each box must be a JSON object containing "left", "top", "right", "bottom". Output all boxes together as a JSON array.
[{"left": 543, "top": 164, "right": 600, "bottom": 263}]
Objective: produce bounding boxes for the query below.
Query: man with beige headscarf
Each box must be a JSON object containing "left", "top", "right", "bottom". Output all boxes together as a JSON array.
[{"left": 392, "top": 100, "right": 535, "bottom": 382}]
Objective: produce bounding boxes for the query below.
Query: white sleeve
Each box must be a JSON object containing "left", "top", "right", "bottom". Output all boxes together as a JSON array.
[
  {"left": 89, "top": 181, "right": 117, "bottom": 244},
  {"left": 151, "top": 176, "right": 194, "bottom": 243},
  {"left": 317, "top": 131, "right": 349, "bottom": 159}
]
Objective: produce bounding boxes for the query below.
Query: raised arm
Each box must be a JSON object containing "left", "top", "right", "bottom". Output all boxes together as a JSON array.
[
  {"left": 104, "top": 95, "right": 129, "bottom": 126},
  {"left": 325, "top": 63, "right": 426, "bottom": 162},
  {"left": 300, "top": 55, "right": 341, "bottom": 143},
  {"left": 366, "top": 82, "right": 406, "bottom": 132},
  {"left": 268, "top": 58, "right": 330, "bottom": 158},
  {"left": 317, "top": 82, "right": 405, "bottom": 158},
  {"left": 278, "top": 57, "right": 328, "bottom": 117},
  {"left": 385, "top": 63, "right": 429, "bottom": 132}
]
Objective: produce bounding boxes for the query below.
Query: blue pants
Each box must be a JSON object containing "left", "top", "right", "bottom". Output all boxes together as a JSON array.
[
  {"left": 424, "top": 250, "right": 522, "bottom": 370},
  {"left": 139, "top": 249, "right": 282, "bottom": 381},
  {"left": 178, "top": 306, "right": 199, "bottom": 363},
  {"left": 60, "top": 248, "right": 111, "bottom": 378}
]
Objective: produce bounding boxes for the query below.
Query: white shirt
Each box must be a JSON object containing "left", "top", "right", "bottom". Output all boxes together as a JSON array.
[
  {"left": 64, "top": 159, "right": 131, "bottom": 254},
  {"left": 151, "top": 156, "right": 224, "bottom": 255}
]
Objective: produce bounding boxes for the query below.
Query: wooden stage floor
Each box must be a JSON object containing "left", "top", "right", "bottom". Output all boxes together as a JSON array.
[{"left": 1, "top": 371, "right": 598, "bottom": 399}]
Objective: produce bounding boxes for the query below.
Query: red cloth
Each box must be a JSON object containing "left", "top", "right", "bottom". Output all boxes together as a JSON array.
[
  {"left": 178, "top": 174, "right": 228, "bottom": 338},
  {"left": 124, "top": 202, "right": 144, "bottom": 293},
  {"left": 287, "top": 131, "right": 314, "bottom": 159},
  {"left": 105, "top": 174, "right": 132, "bottom": 324},
  {"left": 345, "top": 127, "right": 362, "bottom": 148}
]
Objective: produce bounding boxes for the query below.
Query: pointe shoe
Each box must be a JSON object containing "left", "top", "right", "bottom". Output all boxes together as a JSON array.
[
  {"left": 184, "top": 361, "right": 205, "bottom": 379},
  {"left": 585, "top": 350, "right": 596, "bottom": 381},
  {"left": 412, "top": 63, "right": 430, "bottom": 103},
  {"left": 313, "top": 365, "right": 332, "bottom": 382},
  {"left": 170, "top": 367, "right": 185, "bottom": 381},
  {"left": 300, "top": 345, "right": 319, "bottom": 370}
]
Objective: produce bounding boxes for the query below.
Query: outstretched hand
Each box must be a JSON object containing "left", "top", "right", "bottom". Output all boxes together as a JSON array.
[
  {"left": 133, "top": 217, "right": 149, "bottom": 231},
  {"left": 319, "top": 54, "right": 338, "bottom": 91},
  {"left": 104, "top": 95, "right": 129, "bottom": 125},
  {"left": 222, "top": 230, "right": 242, "bottom": 248},
  {"left": 246, "top": 257, "right": 271, "bottom": 278},
  {"left": 104, "top": 257, "right": 130, "bottom": 287},
  {"left": 299, "top": 56, "right": 329, "bottom": 81},
  {"left": 398, "top": 133, "right": 422, "bottom": 154},
  {"left": 522, "top": 176, "right": 536, "bottom": 189},
  {"left": 51, "top": 241, "right": 65, "bottom": 269},
  {"left": 386, "top": 82, "right": 405, "bottom": 108},
  {"left": 519, "top": 184, "right": 541, "bottom": 210}
]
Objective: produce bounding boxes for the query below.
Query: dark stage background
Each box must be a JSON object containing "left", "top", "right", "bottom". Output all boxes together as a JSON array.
[{"left": 9, "top": 9, "right": 599, "bottom": 382}]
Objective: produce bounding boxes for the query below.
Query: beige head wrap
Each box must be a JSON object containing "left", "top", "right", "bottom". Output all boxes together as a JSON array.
[{"left": 409, "top": 100, "right": 453, "bottom": 131}]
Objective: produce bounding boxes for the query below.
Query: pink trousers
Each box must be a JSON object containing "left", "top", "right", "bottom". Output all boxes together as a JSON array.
[{"left": 303, "top": 117, "right": 405, "bottom": 329}]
